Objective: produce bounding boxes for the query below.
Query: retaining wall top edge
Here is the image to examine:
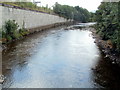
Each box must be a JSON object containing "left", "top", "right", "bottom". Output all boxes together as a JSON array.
[{"left": 0, "top": 3, "right": 66, "bottom": 19}]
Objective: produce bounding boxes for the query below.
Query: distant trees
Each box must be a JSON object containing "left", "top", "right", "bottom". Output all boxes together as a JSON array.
[
  {"left": 53, "top": 2, "right": 90, "bottom": 22},
  {"left": 53, "top": 2, "right": 74, "bottom": 20},
  {"left": 89, "top": 12, "right": 95, "bottom": 22},
  {"left": 74, "top": 6, "right": 90, "bottom": 22},
  {"left": 95, "top": 2, "right": 120, "bottom": 52}
]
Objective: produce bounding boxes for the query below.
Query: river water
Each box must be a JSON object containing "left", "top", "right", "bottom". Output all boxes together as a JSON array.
[{"left": 2, "top": 24, "right": 120, "bottom": 88}]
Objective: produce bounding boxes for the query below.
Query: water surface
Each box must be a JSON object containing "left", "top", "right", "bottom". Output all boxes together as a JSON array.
[{"left": 2, "top": 25, "right": 120, "bottom": 88}]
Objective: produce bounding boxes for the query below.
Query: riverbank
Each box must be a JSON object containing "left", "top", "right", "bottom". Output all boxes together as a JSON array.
[
  {"left": 90, "top": 28, "right": 120, "bottom": 67},
  {"left": 1, "top": 21, "right": 74, "bottom": 50}
]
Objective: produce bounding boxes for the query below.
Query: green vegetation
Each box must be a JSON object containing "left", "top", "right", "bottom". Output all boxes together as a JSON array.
[
  {"left": 4, "top": 20, "right": 19, "bottom": 40},
  {"left": 1, "top": 2, "right": 53, "bottom": 14},
  {"left": 95, "top": 2, "right": 120, "bottom": 52},
  {"left": 1, "top": 20, "right": 28, "bottom": 43},
  {"left": 89, "top": 12, "right": 95, "bottom": 22},
  {"left": 53, "top": 2, "right": 90, "bottom": 22}
]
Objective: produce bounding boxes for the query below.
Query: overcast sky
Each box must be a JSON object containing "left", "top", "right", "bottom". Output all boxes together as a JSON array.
[{"left": 32, "top": 0, "right": 103, "bottom": 12}]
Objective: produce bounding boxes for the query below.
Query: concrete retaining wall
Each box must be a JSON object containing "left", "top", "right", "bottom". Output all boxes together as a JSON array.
[{"left": 0, "top": 5, "right": 67, "bottom": 30}]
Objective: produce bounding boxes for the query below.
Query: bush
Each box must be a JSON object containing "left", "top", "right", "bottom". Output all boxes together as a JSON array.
[
  {"left": 4, "top": 20, "right": 19, "bottom": 39},
  {"left": 6, "top": 35, "right": 12, "bottom": 41},
  {"left": 2, "top": 20, "right": 29, "bottom": 42},
  {"left": 19, "top": 28, "right": 29, "bottom": 36}
]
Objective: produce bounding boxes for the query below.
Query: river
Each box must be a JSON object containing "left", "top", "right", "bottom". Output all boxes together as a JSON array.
[{"left": 2, "top": 23, "right": 120, "bottom": 88}]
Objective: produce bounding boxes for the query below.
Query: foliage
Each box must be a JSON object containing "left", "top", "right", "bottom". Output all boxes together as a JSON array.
[
  {"left": 14, "top": 2, "right": 37, "bottom": 9},
  {"left": 89, "top": 12, "right": 96, "bottom": 22},
  {"left": 2, "top": 20, "right": 29, "bottom": 43},
  {"left": 1, "top": 30, "right": 6, "bottom": 39},
  {"left": 95, "top": 2, "right": 120, "bottom": 52},
  {"left": 19, "top": 28, "right": 29, "bottom": 36},
  {"left": 4, "top": 20, "right": 19, "bottom": 39},
  {"left": 53, "top": 2, "right": 90, "bottom": 22}
]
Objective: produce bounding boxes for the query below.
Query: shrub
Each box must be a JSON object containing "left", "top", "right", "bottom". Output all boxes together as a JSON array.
[
  {"left": 6, "top": 35, "right": 12, "bottom": 41},
  {"left": 1, "top": 20, "right": 29, "bottom": 43},
  {"left": 4, "top": 20, "right": 19, "bottom": 39}
]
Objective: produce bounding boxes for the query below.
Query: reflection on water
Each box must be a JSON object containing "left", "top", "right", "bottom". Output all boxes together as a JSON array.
[{"left": 2, "top": 25, "right": 120, "bottom": 88}]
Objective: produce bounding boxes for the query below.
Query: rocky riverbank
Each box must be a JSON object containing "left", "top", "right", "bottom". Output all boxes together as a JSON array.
[
  {"left": 90, "top": 28, "right": 120, "bottom": 66},
  {"left": 60, "top": 23, "right": 120, "bottom": 66}
]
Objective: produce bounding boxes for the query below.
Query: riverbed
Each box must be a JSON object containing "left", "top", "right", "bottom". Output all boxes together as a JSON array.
[{"left": 2, "top": 24, "right": 120, "bottom": 88}]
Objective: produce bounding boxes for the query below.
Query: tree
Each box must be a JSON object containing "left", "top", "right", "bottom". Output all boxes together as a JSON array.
[{"left": 53, "top": 3, "right": 90, "bottom": 22}]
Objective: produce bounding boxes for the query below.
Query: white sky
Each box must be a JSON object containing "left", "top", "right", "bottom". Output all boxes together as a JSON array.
[{"left": 32, "top": 0, "right": 103, "bottom": 12}]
